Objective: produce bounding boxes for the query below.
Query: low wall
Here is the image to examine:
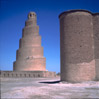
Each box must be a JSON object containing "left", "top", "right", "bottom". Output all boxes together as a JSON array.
[{"left": 0, "top": 71, "right": 56, "bottom": 78}]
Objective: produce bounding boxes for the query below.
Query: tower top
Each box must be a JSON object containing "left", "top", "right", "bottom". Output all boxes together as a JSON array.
[
  {"left": 28, "top": 12, "right": 36, "bottom": 19},
  {"left": 59, "top": 9, "right": 92, "bottom": 18},
  {"left": 26, "top": 12, "right": 37, "bottom": 26}
]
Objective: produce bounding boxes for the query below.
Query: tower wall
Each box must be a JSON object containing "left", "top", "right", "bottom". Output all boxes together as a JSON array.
[
  {"left": 22, "top": 26, "right": 39, "bottom": 37},
  {"left": 14, "top": 58, "right": 46, "bottom": 71},
  {"left": 93, "top": 13, "right": 99, "bottom": 80},
  {"left": 13, "top": 12, "right": 46, "bottom": 71},
  {"left": 16, "top": 47, "right": 44, "bottom": 60},
  {"left": 19, "top": 36, "right": 41, "bottom": 48},
  {"left": 59, "top": 10, "right": 95, "bottom": 82}
]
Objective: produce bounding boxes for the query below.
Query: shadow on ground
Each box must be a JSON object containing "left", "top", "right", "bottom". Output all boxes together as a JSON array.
[{"left": 39, "top": 80, "right": 60, "bottom": 84}]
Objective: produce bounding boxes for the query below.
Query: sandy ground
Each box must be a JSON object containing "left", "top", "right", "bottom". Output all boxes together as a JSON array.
[{"left": 0, "top": 77, "right": 99, "bottom": 99}]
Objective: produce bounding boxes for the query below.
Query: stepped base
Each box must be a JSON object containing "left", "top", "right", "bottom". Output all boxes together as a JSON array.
[{"left": 14, "top": 58, "right": 46, "bottom": 71}]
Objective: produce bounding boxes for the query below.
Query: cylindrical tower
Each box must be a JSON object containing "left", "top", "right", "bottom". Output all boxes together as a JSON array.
[
  {"left": 93, "top": 13, "right": 99, "bottom": 80},
  {"left": 13, "top": 12, "right": 46, "bottom": 71},
  {"left": 59, "top": 10, "right": 95, "bottom": 82}
]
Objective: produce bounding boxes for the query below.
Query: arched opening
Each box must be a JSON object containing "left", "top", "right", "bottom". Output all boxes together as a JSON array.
[
  {"left": 4, "top": 74, "right": 5, "bottom": 77},
  {"left": 29, "top": 74, "right": 30, "bottom": 77},
  {"left": 38, "top": 74, "right": 40, "bottom": 77},
  {"left": 20, "top": 74, "right": 22, "bottom": 77},
  {"left": 24, "top": 74, "right": 26, "bottom": 77},
  {"left": 33, "top": 74, "right": 35, "bottom": 77}
]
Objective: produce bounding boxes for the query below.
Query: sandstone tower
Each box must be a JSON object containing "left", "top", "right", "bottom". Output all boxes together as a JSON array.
[
  {"left": 59, "top": 10, "right": 96, "bottom": 82},
  {"left": 13, "top": 12, "right": 46, "bottom": 71},
  {"left": 93, "top": 13, "right": 99, "bottom": 80}
]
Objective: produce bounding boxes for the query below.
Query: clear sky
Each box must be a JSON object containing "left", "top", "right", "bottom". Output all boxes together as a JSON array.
[{"left": 0, "top": 0, "right": 99, "bottom": 73}]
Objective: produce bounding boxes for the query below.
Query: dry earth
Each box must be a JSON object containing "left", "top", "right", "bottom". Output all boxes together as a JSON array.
[{"left": 0, "top": 77, "right": 99, "bottom": 99}]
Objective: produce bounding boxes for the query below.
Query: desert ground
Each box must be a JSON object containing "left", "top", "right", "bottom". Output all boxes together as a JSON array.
[{"left": 1, "top": 77, "right": 99, "bottom": 99}]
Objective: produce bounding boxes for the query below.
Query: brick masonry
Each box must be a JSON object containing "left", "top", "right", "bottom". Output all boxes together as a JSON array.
[
  {"left": 0, "top": 71, "right": 56, "bottom": 78},
  {"left": 59, "top": 10, "right": 99, "bottom": 82},
  {"left": 13, "top": 12, "right": 46, "bottom": 71},
  {"left": 93, "top": 13, "right": 99, "bottom": 80}
]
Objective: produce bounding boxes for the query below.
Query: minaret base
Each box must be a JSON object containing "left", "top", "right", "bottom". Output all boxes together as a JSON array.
[{"left": 13, "top": 58, "right": 46, "bottom": 71}]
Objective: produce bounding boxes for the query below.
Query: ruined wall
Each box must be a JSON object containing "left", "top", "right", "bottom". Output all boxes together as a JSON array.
[
  {"left": 93, "top": 13, "right": 99, "bottom": 80},
  {"left": 0, "top": 71, "right": 56, "bottom": 78},
  {"left": 13, "top": 12, "right": 46, "bottom": 71},
  {"left": 59, "top": 10, "right": 95, "bottom": 82}
]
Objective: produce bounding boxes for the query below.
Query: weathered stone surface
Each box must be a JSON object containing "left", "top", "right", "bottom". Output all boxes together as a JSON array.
[
  {"left": 16, "top": 47, "right": 44, "bottom": 60},
  {"left": 13, "top": 12, "right": 46, "bottom": 71},
  {"left": 59, "top": 10, "right": 96, "bottom": 82},
  {"left": 19, "top": 36, "right": 41, "bottom": 48}
]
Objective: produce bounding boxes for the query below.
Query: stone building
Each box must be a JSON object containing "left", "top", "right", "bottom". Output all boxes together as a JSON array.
[
  {"left": 0, "top": 12, "right": 56, "bottom": 78},
  {"left": 13, "top": 12, "right": 46, "bottom": 71},
  {"left": 59, "top": 10, "right": 99, "bottom": 82}
]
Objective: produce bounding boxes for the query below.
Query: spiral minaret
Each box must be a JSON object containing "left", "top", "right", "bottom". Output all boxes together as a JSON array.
[{"left": 13, "top": 12, "right": 46, "bottom": 71}]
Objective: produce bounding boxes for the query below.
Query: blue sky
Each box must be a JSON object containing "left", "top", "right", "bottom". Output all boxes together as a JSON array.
[{"left": 0, "top": 0, "right": 99, "bottom": 73}]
